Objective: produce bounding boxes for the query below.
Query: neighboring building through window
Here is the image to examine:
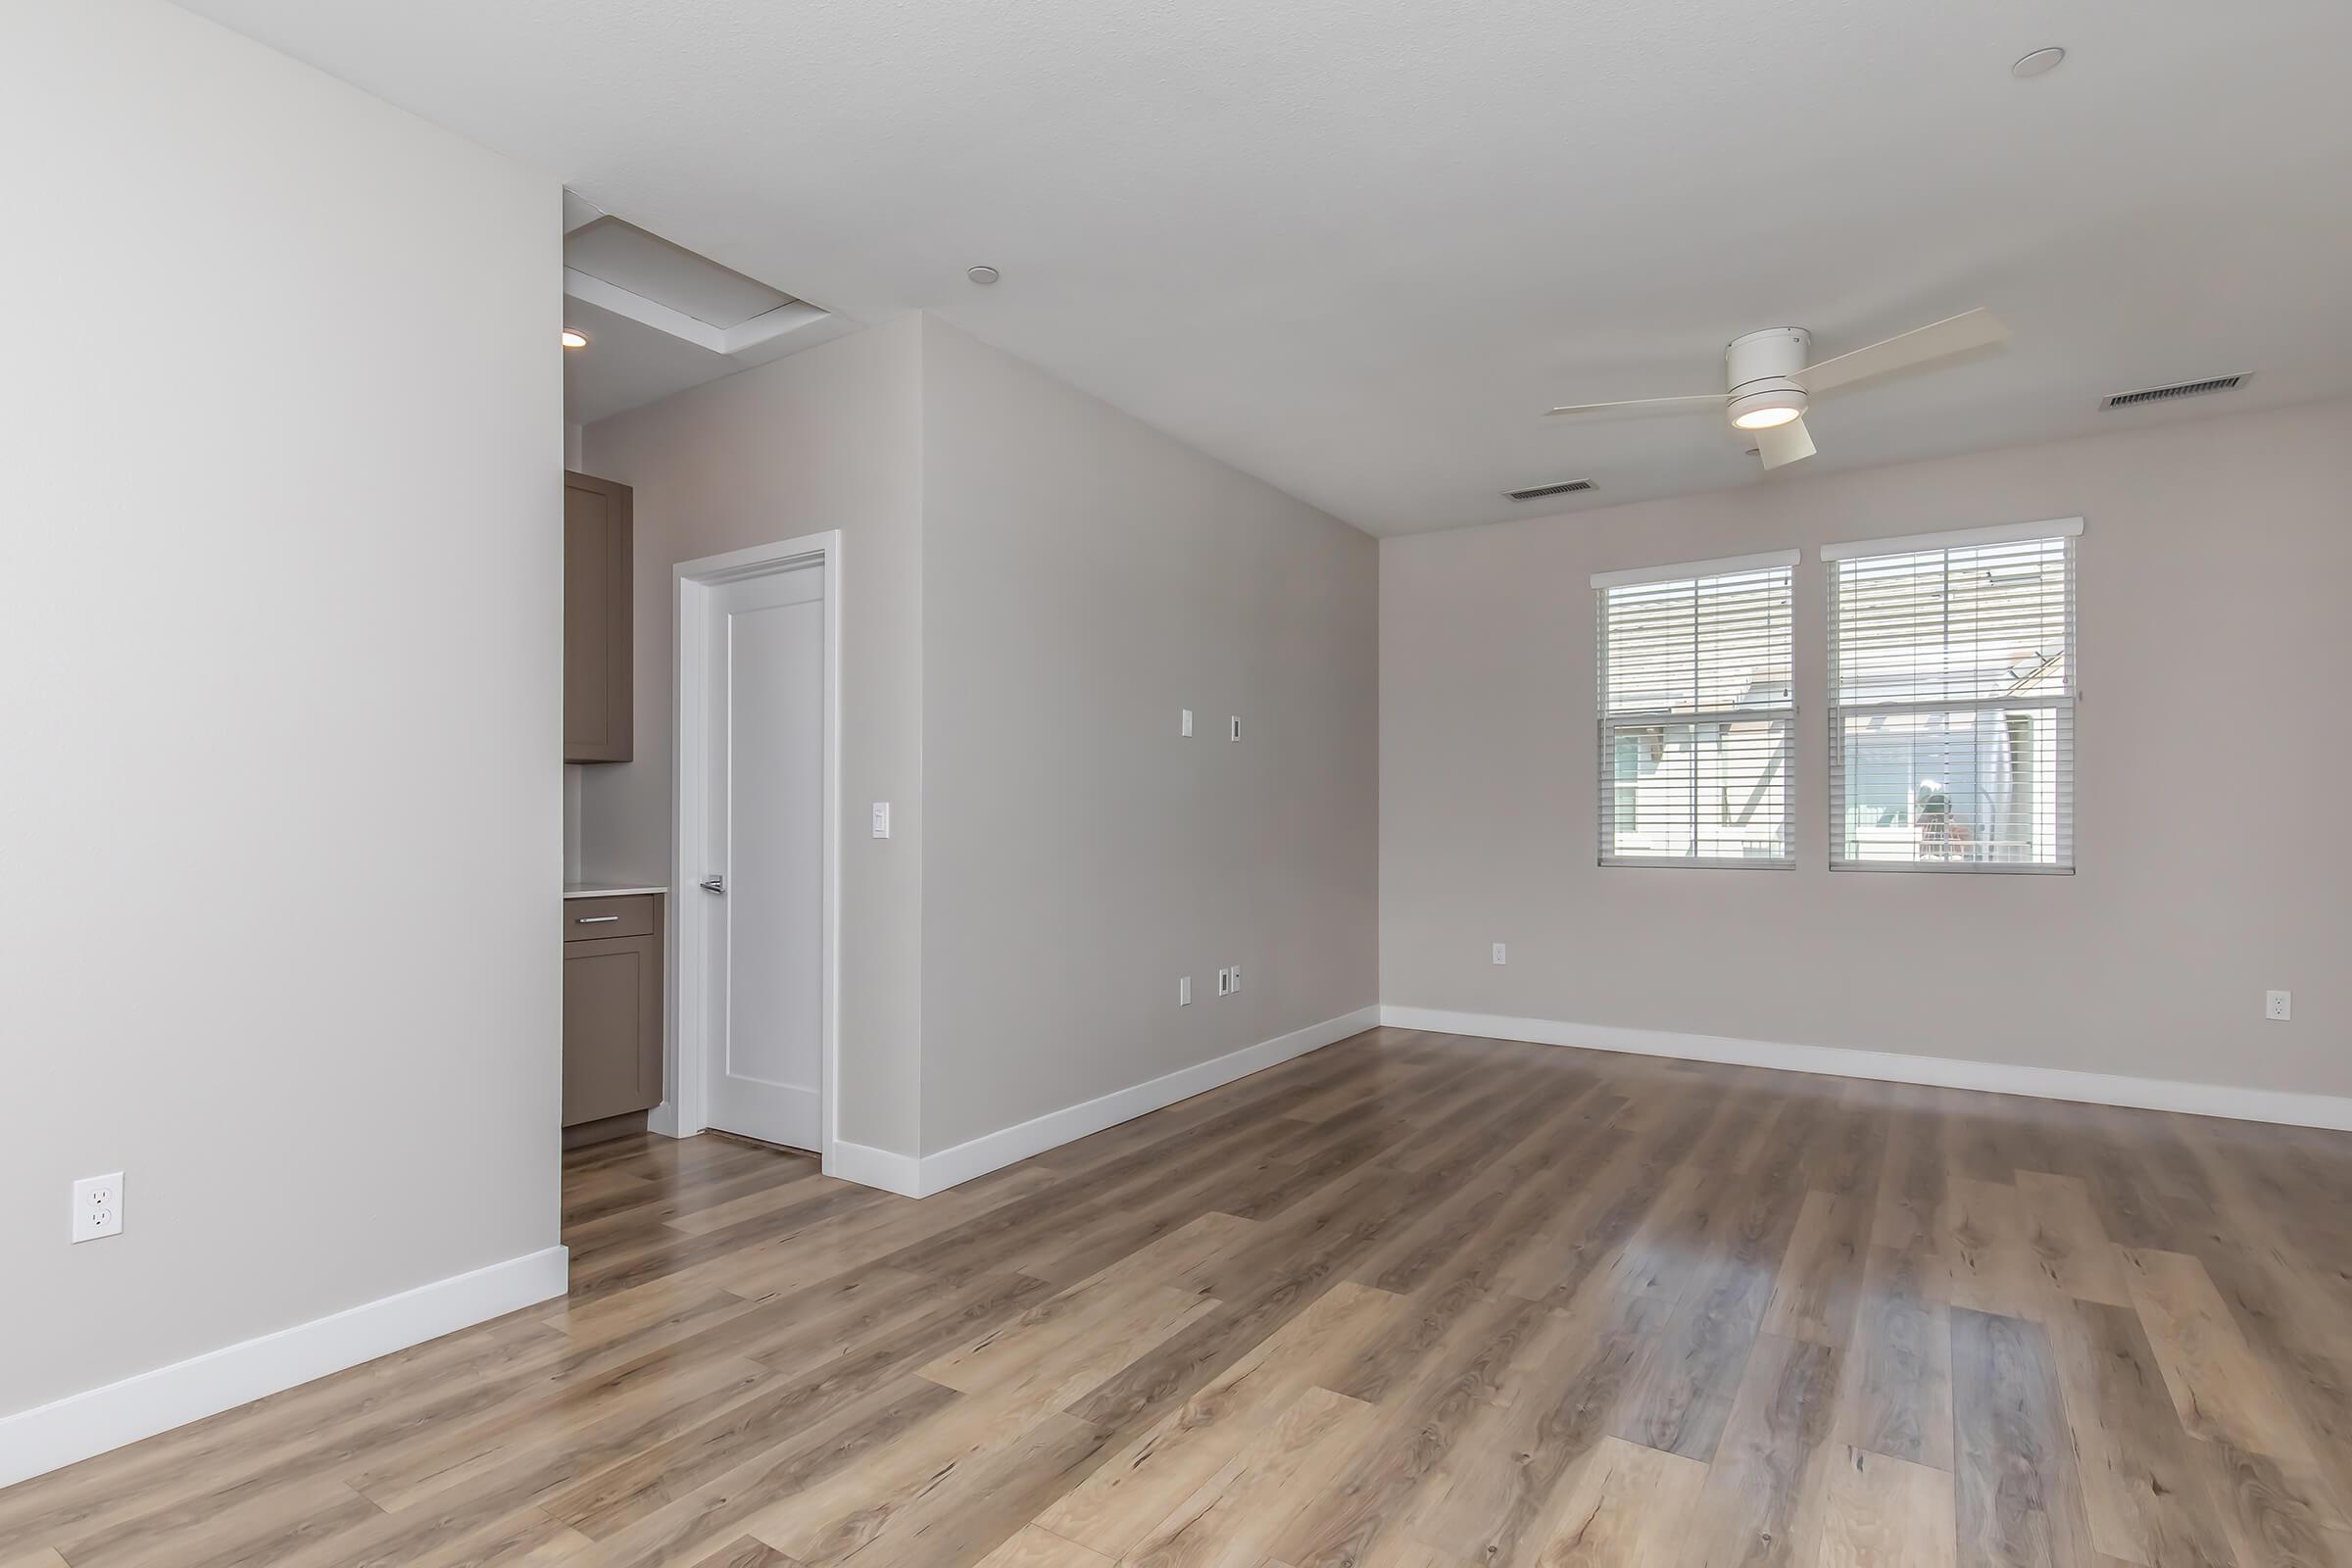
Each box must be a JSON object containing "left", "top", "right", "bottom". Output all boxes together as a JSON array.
[
  {"left": 1594, "top": 551, "right": 1796, "bottom": 866},
  {"left": 1826, "top": 519, "right": 2080, "bottom": 871}
]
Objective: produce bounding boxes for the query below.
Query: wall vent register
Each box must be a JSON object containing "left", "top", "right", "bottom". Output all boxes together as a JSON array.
[
  {"left": 2100, "top": 373, "right": 2248, "bottom": 410},
  {"left": 1505, "top": 478, "right": 1595, "bottom": 502}
]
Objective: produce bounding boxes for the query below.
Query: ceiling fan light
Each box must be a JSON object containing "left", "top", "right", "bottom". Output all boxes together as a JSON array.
[{"left": 1732, "top": 404, "right": 1802, "bottom": 430}]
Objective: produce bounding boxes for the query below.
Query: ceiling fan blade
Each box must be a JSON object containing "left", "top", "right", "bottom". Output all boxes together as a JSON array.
[
  {"left": 1792, "top": 308, "right": 2008, "bottom": 395},
  {"left": 1755, "top": 415, "right": 1816, "bottom": 469},
  {"left": 1545, "top": 393, "right": 1726, "bottom": 417}
]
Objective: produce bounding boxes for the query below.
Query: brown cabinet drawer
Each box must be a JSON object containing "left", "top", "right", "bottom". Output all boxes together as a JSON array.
[{"left": 563, "top": 894, "right": 658, "bottom": 942}]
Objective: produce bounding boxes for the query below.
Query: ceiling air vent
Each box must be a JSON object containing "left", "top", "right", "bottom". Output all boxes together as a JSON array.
[
  {"left": 1504, "top": 478, "right": 1596, "bottom": 502},
  {"left": 2101, "top": 373, "right": 2251, "bottom": 411}
]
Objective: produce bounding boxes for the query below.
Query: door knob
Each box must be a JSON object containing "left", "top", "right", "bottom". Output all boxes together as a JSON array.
[{"left": 699, "top": 875, "right": 726, "bottom": 894}]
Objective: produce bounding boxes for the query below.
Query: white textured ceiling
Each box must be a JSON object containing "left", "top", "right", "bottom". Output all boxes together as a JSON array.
[{"left": 179, "top": 0, "right": 2352, "bottom": 535}]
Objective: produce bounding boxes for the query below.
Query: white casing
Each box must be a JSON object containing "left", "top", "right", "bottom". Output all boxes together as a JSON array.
[{"left": 1724, "top": 327, "right": 1811, "bottom": 427}]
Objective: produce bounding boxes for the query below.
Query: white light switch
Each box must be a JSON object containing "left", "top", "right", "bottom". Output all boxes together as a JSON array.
[
  {"left": 870, "top": 802, "right": 891, "bottom": 839},
  {"left": 1179, "top": 975, "right": 1192, "bottom": 1006},
  {"left": 1229, "top": 716, "right": 1241, "bottom": 741},
  {"left": 1181, "top": 709, "right": 1194, "bottom": 738}
]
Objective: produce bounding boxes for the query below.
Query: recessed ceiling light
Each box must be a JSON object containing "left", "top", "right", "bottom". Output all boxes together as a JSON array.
[
  {"left": 2011, "top": 46, "right": 2065, "bottom": 78},
  {"left": 561, "top": 327, "right": 589, "bottom": 349},
  {"left": 966, "top": 265, "right": 1001, "bottom": 285}
]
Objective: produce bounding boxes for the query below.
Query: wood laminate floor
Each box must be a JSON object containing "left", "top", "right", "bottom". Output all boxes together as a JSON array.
[{"left": 8, "top": 1027, "right": 2352, "bottom": 1567}]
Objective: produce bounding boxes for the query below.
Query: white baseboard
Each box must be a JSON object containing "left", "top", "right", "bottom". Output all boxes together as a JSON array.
[
  {"left": 1380, "top": 1005, "right": 2352, "bottom": 1132},
  {"left": 0, "top": 1245, "right": 569, "bottom": 1492},
  {"left": 825, "top": 1139, "right": 924, "bottom": 1198},
  {"left": 873, "top": 1004, "right": 1381, "bottom": 1200}
]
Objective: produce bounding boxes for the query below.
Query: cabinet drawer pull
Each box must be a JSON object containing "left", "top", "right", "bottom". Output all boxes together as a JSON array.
[{"left": 576, "top": 914, "right": 620, "bottom": 924}]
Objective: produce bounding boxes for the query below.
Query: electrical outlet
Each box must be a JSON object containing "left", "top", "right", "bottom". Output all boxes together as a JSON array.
[
  {"left": 73, "top": 1172, "right": 123, "bottom": 1243},
  {"left": 1493, "top": 943, "right": 1507, "bottom": 965},
  {"left": 1179, "top": 975, "right": 1192, "bottom": 1006},
  {"left": 2266, "top": 989, "right": 2292, "bottom": 1022}
]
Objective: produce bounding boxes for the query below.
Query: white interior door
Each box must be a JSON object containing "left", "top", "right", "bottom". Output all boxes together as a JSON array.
[{"left": 700, "top": 562, "right": 825, "bottom": 1150}]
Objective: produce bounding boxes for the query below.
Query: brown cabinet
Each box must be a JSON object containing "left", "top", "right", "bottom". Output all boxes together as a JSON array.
[
  {"left": 564, "top": 471, "right": 633, "bottom": 762},
  {"left": 562, "top": 896, "right": 662, "bottom": 1127}
]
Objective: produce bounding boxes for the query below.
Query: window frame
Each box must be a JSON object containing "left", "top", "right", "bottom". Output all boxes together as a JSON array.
[
  {"left": 1822, "top": 518, "right": 2082, "bottom": 875},
  {"left": 1593, "top": 549, "right": 1799, "bottom": 870}
]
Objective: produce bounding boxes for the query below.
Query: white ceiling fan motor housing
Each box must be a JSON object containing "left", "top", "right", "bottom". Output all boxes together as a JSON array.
[{"left": 1724, "top": 326, "right": 1811, "bottom": 429}]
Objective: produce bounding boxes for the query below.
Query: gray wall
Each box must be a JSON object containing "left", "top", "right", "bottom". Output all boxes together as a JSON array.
[
  {"left": 575, "top": 316, "right": 1380, "bottom": 1160},
  {"left": 578, "top": 318, "right": 926, "bottom": 1154},
  {"left": 1381, "top": 397, "right": 2352, "bottom": 1096},
  {"left": 919, "top": 318, "right": 1380, "bottom": 1154},
  {"left": 1, "top": 0, "right": 560, "bottom": 1417}
]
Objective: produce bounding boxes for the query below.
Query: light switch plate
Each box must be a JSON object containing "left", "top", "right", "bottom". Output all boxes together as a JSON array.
[
  {"left": 1181, "top": 709, "right": 1194, "bottom": 738},
  {"left": 870, "top": 802, "right": 891, "bottom": 839}
]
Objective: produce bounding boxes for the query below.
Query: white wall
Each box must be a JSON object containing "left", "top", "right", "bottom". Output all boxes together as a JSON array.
[
  {"left": 919, "top": 318, "right": 1379, "bottom": 1154},
  {"left": 1381, "top": 398, "right": 2352, "bottom": 1097},
  {"left": 577, "top": 318, "right": 926, "bottom": 1155},
  {"left": 0, "top": 0, "right": 561, "bottom": 1424}
]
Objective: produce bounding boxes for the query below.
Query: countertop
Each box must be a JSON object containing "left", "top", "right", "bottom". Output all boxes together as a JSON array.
[{"left": 563, "top": 881, "right": 669, "bottom": 901}]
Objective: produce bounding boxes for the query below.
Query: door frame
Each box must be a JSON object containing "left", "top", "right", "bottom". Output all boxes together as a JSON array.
[{"left": 662, "top": 530, "right": 841, "bottom": 1173}]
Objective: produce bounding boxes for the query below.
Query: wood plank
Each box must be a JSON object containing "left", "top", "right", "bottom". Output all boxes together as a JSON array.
[
  {"left": 685, "top": 1540, "right": 804, "bottom": 1568},
  {"left": 2119, "top": 1247, "right": 2317, "bottom": 1465},
  {"left": 1406, "top": 1281, "right": 1673, "bottom": 1562},
  {"left": 1818, "top": 1446, "right": 1957, "bottom": 1568},
  {"left": 1763, "top": 1189, "right": 1871, "bottom": 1348},
  {"left": 1937, "top": 1178, "right": 2047, "bottom": 1321},
  {"left": 972, "top": 1524, "right": 1112, "bottom": 1568},
  {"left": 1265, "top": 1292, "right": 1553, "bottom": 1568},
  {"left": 1672, "top": 1332, "right": 1841, "bottom": 1568},
  {"left": 1613, "top": 1166, "right": 1809, "bottom": 1460},
  {"left": 1035, "top": 1279, "right": 1399, "bottom": 1557},
  {"left": 1528, "top": 1434, "right": 1707, "bottom": 1568},
  {"left": 1951, "top": 1306, "right": 2097, "bottom": 1568},
  {"left": 1836, "top": 1245, "right": 1954, "bottom": 1471},
  {"left": 2041, "top": 1298, "right": 2236, "bottom": 1568},
  {"left": 1122, "top": 1384, "right": 1376, "bottom": 1568},
  {"left": 2015, "top": 1172, "right": 2131, "bottom": 1307}
]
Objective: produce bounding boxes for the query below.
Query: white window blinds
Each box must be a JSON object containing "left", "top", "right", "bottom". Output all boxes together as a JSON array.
[
  {"left": 1594, "top": 552, "right": 1795, "bottom": 866},
  {"left": 1827, "top": 520, "right": 2079, "bottom": 872}
]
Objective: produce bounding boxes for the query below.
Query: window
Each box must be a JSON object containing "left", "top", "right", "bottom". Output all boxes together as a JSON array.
[
  {"left": 1827, "top": 519, "right": 2079, "bottom": 871},
  {"left": 1594, "top": 551, "right": 1795, "bottom": 865}
]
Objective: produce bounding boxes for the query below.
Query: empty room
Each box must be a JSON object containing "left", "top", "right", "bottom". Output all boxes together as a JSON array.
[{"left": 5, "top": 1, "right": 2350, "bottom": 1564}]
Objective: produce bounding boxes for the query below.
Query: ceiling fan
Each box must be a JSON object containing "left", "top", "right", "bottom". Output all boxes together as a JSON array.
[{"left": 1545, "top": 308, "right": 2009, "bottom": 470}]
